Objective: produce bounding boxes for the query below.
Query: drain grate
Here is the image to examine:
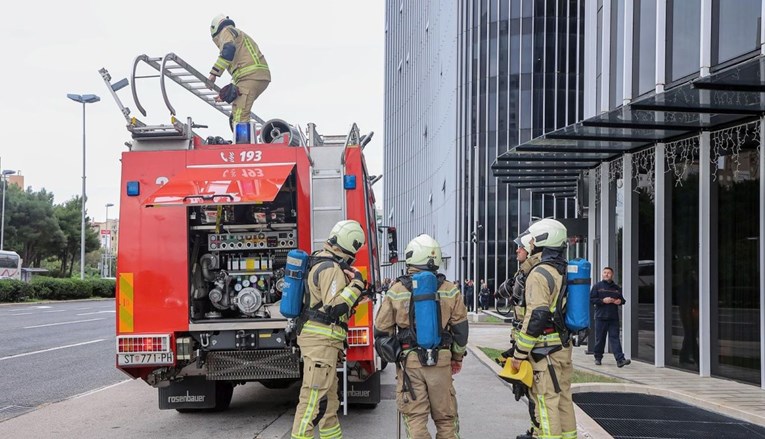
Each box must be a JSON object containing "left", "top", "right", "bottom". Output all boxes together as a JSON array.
[{"left": 574, "top": 392, "right": 765, "bottom": 439}]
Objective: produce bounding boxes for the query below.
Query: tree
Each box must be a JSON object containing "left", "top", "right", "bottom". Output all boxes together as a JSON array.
[
  {"left": 54, "top": 196, "right": 100, "bottom": 277},
  {"left": 2, "top": 185, "right": 65, "bottom": 265}
]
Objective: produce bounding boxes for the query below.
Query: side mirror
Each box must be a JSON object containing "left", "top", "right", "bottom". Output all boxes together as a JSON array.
[{"left": 386, "top": 227, "right": 398, "bottom": 264}]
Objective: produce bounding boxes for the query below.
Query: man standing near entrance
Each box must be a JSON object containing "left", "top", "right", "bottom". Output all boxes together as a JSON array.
[{"left": 590, "top": 267, "right": 631, "bottom": 367}]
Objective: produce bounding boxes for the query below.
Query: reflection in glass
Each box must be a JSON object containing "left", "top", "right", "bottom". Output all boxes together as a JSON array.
[
  {"left": 714, "top": 136, "right": 760, "bottom": 384},
  {"left": 636, "top": 171, "right": 655, "bottom": 363},
  {"left": 634, "top": 0, "right": 656, "bottom": 96},
  {"left": 610, "top": 0, "right": 624, "bottom": 108},
  {"left": 713, "top": 0, "right": 761, "bottom": 65},
  {"left": 668, "top": 146, "right": 700, "bottom": 372},
  {"left": 666, "top": 0, "right": 700, "bottom": 82}
]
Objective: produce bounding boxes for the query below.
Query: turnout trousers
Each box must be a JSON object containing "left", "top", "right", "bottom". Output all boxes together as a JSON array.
[
  {"left": 528, "top": 345, "right": 577, "bottom": 439},
  {"left": 230, "top": 77, "right": 270, "bottom": 128},
  {"left": 291, "top": 344, "right": 342, "bottom": 439},
  {"left": 396, "top": 351, "right": 460, "bottom": 439}
]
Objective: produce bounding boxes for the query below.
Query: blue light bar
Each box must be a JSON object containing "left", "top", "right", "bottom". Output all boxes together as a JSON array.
[
  {"left": 235, "top": 122, "right": 251, "bottom": 144},
  {"left": 343, "top": 175, "right": 357, "bottom": 190},
  {"left": 126, "top": 181, "right": 140, "bottom": 196}
]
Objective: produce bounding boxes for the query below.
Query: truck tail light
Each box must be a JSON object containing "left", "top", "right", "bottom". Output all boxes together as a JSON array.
[
  {"left": 347, "top": 328, "right": 369, "bottom": 347},
  {"left": 117, "top": 334, "right": 171, "bottom": 354}
]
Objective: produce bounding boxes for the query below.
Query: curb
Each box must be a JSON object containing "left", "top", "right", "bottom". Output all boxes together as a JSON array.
[
  {"left": 467, "top": 343, "right": 611, "bottom": 438},
  {"left": 0, "top": 297, "right": 114, "bottom": 307}
]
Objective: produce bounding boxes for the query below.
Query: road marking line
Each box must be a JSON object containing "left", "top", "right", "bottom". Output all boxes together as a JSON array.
[
  {"left": 24, "top": 318, "right": 106, "bottom": 329},
  {"left": 43, "top": 310, "right": 67, "bottom": 313},
  {"left": 0, "top": 339, "right": 107, "bottom": 361},
  {"left": 6, "top": 312, "right": 34, "bottom": 316},
  {"left": 76, "top": 310, "right": 116, "bottom": 316},
  {"left": 69, "top": 379, "right": 131, "bottom": 400},
  {"left": 74, "top": 307, "right": 93, "bottom": 310}
]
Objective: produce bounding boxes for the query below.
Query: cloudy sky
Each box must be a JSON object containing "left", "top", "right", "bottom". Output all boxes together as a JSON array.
[{"left": 0, "top": 0, "right": 384, "bottom": 222}]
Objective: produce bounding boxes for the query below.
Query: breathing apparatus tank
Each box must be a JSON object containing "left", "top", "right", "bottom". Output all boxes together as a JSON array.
[
  {"left": 411, "top": 271, "right": 441, "bottom": 349},
  {"left": 280, "top": 249, "right": 310, "bottom": 318},
  {"left": 565, "top": 259, "right": 591, "bottom": 331}
]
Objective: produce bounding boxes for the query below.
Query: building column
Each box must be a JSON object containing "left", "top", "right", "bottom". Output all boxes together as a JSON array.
[
  {"left": 699, "top": 132, "right": 712, "bottom": 377},
  {"left": 588, "top": 169, "right": 598, "bottom": 276},
  {"left": 622, "top": 153, "right": 638, "bottom": 359},
  {"left": 760, "top": 117, "right": 765, "bottom": 388},
  {"left": 654, "top": 144, "right": 667, "bottom": 367},
  {"left": 599, "top": 162, "right": 613, "bottom": 281}
]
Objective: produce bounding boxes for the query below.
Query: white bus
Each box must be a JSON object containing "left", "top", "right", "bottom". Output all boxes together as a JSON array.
[{"left": 0, "top": 250, "right": 22, "bottom": 280}]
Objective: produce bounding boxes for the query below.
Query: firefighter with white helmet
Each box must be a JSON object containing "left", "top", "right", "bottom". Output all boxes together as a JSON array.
[
  {"left": 510, "top": 219, "right": 577, "bottom": 439},
  {"left": 291, "top": 220, "right": 367, "bottom": 439},
  {"left": 374, "top": 234, "right": 469, "bottom": 438},
  {"left": 208, "top": 14, "right": 271, "bottom": 129}
]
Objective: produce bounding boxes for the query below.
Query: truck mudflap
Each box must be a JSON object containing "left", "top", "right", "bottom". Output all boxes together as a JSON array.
[
  {"left": 343, "top": 371, "right": 381, "bottom": 406},
  {"left": 159, "top": 376, "right": 230, "bottom": 410}
]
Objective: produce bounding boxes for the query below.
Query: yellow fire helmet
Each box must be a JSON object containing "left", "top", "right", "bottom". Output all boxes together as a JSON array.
[{"left": 498, "top": 359, "right": 533, "bottom": 388}]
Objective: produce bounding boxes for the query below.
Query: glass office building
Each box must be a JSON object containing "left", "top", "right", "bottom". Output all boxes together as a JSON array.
[{"left": 385, "top": 1, "right": 765, "bottom": 386}]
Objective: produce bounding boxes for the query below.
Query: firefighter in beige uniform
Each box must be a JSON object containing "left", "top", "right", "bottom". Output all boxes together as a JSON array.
[
  {"left": 375, "top": 234, "right": 469, "bottom": 439},
  {"left": 208, "top": 14, "right": 271, "bottom": 129},
  {"left": 291, "top": 220, "right": 366, "bottom": 439},
  {"left": 511, "top": 219, "right": 577, "bottom": 439}
]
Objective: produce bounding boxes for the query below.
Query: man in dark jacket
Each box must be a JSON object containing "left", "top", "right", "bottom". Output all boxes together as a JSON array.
[{"left": 590, "top": 267, "right": 631, "bottom": 367}]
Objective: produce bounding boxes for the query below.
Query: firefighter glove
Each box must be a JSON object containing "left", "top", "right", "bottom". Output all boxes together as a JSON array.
[{"left": 328, "top": 303, "right": 350, "bottom": 320}]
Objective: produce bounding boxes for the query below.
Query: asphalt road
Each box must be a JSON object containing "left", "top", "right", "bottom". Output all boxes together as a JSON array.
[
  {"left": 0, "top": 299, "right": 126, "bottom": 422},
  {"left": 0, "top": 305, "right": 532, "bottom": 438}
]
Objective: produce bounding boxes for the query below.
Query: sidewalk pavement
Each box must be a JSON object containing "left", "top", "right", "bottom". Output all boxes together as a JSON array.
[{"left": 468, "top": 322, "right": 765, "bottom": 436}]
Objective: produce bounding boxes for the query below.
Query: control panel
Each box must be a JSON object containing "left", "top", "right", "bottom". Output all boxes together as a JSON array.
[{"left": 208, "top": 230, "right": 297, "bottom": 251}]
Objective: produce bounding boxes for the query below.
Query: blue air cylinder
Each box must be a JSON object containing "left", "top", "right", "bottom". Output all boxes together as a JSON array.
[
  {"left": 412, "top": 271, "right": 441, "bottom": 349},
  {"left": 565, "top": 259, "right": 592, "bottom": 331},
  {"left": 280, "top": 249, "right": 310, "bottom": 318}
]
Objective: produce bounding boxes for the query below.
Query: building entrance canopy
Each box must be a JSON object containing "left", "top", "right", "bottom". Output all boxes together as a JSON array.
[{"left": 492, "top": 54, "right": 765, "bottom": 196}]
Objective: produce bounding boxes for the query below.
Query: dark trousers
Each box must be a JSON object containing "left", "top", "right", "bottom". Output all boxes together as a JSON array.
[{"left": 593, "top": 319, "right": 625, "bottom": 362}]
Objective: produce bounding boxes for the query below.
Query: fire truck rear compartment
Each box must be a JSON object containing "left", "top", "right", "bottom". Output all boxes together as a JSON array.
[{"left": 187, "top": 171, "right": 298, "bottom": 323}]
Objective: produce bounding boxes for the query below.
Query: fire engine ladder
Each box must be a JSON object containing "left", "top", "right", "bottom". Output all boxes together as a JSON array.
[
  {"left": 337, "top": 360, "right": 349, "bottom": 415},
  {"left": 132, "top": 53, "right": 265, "bottom": 125}
]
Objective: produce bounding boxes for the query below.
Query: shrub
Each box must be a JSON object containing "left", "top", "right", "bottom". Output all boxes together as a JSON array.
[{"left": 0, "top": 280, "right": 35, "bottom": 302}]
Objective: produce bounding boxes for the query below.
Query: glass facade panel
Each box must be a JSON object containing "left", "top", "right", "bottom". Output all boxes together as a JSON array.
[
  {"left": 667, "top": 149, "right": 700, "bottom": 372},
  {"left": 713, "top": 134, "right": 761, "bottom": 384},
  {"left": 634, "top": 0, "right": 656, "bottom": 96},
  {"left": 713, "top": 0, "right": 761, "bottom": 65},
  {"left": 636, "top": 172, "right": 655, "bottom": 363},
  {"left": 666, "top": 0, "right": 701, "bottom": 82}
]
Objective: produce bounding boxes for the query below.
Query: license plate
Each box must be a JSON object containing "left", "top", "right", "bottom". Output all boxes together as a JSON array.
[{"left": 118, "top": 352, "right": 174, "bottom": 366}]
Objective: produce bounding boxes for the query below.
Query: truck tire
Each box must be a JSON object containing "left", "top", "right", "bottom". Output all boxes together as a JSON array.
[{"left": 176, "top": 382, "right": 234, "bottom": 413}]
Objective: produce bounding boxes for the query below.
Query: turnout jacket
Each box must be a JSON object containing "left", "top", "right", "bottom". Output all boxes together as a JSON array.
[
  {"left": 211, "top": 26, "right": 271, "bottom": 83},
  {"left": 513, "top": 262, "right": 565, "bottom": 361},
  {"left": 298, "top": 248, "right": 360, "bottom": 349},
  {"left": 375, "top": 270, "right": 469, "bottom": 368},
  {"left": 512, "top": 252, "right": 542, "bottom": 327}
]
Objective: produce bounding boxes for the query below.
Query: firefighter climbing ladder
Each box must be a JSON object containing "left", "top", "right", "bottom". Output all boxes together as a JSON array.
[{"left": 99, "top": 52, "right": 264, "bottom": 140}]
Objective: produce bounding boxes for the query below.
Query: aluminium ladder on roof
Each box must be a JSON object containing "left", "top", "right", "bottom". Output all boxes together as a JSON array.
[{"left": 131, "top": 53, "right": 265, "bottom": 124}]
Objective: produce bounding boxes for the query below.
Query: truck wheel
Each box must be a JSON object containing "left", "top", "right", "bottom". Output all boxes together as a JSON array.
[{"left": 175, "top": 382, "right": 234, "bottom": 413}]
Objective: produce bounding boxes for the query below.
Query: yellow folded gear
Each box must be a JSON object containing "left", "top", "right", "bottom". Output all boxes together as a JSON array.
[
  {"left": 498, "top": 359, "right": 533, "bottom": 388},
  {"left": 495, "top": 355, "right": 507, "bottom": 366}
]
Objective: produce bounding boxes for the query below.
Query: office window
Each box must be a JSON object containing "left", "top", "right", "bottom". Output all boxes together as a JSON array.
[
  {"left": 666, "top": 0, "right": 701, "bottom": 82},
  {"left": 633, "top": 0, "right": 656, "bottom": 96},
  {"left": 712, "top": 0, "right": 761, "bottom": 66}
]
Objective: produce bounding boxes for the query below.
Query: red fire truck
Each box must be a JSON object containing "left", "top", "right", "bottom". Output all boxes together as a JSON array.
[{"left": 100, "top": 54, "right": 393, "bottom": 411}]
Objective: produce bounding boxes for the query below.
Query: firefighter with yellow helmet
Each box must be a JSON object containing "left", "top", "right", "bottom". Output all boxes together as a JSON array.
[
  {"left": 510, "top": 219, "right": 577, "bottom": 439},
  {"left": 290, "top": 220, "right": 367, "bottom": 439},
  {"left": 208, "top": 14, "right": 271, "bottom": 129},
  {"left": 374, "top": 234, "right": 469, "bottom": 439}
]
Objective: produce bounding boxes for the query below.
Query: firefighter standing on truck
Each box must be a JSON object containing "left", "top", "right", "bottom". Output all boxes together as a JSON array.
[
  {"left": 291, "top": 220, "right": 367, "bottom": 439},
  {"left": 208, "top": 14, "right": 271, "bottom": 129},
  {"left": 511, "top": 219, "right": 577, "bottom": 439},
  {"left": 374, "top": 234, "right": 469, "bottom": 439}
]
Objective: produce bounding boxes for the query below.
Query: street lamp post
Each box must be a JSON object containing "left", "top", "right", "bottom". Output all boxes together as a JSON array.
[
  {"left": 67, "top": 93, "right": 100, "bottom": 280},
  {"left": 0, "top": 170, "right": 17, "bottom": 251},
  {"left": 105, "top": 203, "right": 114, "bottom": 277}
]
